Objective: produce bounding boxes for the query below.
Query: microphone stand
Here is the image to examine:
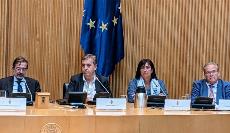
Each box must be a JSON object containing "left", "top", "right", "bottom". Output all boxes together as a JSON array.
[
  {"left": 95, "top": 76, "right": 110, "bottom": 93},
  {"left": 25, "top": 82, "right": 33, "bottom": 106}
]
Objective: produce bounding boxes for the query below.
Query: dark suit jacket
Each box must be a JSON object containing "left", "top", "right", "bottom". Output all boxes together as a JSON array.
[
  {"left": 191, "top": 79, "right": 230, "bottom": 104},
  {"left": 67, "top": 73, "right": 112, "bottom": 98},
  {"left": 0, "top": 76, "right": 41, "bottom": 101}
]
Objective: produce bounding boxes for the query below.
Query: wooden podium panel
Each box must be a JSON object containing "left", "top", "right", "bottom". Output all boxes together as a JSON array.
[
  {"left": 94, "top": 116, "right": 139, "bottom": 133},
  {"left": 0, "top": 104, "right": 230, "bottom": 133},
  {"left": 0, "top": 116, "right": 25, "bottom": 133},
  {"left": 69, "top": 116, "right": 95, "bottom": 133},
  {"left": 139, "top": 112, "right": 230, "bottom": 133},
  {"left": 121, "top": 116, "right": 139, "bottom": 133},
  {"left": 140, "top": 115, "right": 192, "bottom": 133},
  {"left": 24, "top": 116, "right": 69, "bottom": 133}
]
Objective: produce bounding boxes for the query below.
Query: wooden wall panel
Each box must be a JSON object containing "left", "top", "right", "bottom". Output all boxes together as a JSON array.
[
  {"left": 1, "top": 0, "right": 230, "bottom": 100},
  {"left": 0, "top": 0, "right": 8, "bottom": 77},
  {"left": 2, "top": 0, "right": 84, "bottom": 99},
  {"left": 113, "top": 0, "right": 230, "bottom": 98}
]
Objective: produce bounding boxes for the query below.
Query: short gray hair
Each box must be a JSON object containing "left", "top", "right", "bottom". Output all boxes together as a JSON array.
[
  {"left": 203, "top": 62, "right": 219, "bottom": 72},
  {"left": 82, "top": 54, "right": 97, "bottom": 65}
]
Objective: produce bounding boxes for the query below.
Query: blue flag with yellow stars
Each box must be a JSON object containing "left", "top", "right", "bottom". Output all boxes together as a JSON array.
[{"left": 80, "top": 0, "right": 124, "bottom": 77}]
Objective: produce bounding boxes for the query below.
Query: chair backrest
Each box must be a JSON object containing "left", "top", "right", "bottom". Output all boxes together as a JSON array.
[{"left": 63, "top": 83, "right": 69, "bottom": 99}]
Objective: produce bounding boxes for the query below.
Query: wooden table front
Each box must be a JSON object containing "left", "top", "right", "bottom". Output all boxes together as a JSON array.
[{"left": 0, "top": 103, "right": 229, "bottom": 133}]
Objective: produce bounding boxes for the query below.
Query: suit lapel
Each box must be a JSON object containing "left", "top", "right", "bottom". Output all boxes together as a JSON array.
[
  {"left": 78, "top": 75, "right": 84, "bottom": 92},
  {"left": 95, "top": 80, "right": 101, "bottom": 93},
  {"left": 8, "top": 76, "right": 14, "bottom": 93},
  {"left": 202, "top": 80, "right": 209, "bottom": 97},
  {"left": 216, "top": 80, "right": 223, "bottom": 101}
]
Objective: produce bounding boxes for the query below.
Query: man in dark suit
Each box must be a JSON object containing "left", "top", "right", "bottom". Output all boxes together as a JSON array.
[
  {"left": 0, "top": 56, "right": 41, "bottom": 101},
  {"left": 67, "top": 54, "right": 112, "bottom": 101},
  {"left": 191, "top": 62, "right": 230, "bottom": 104}
]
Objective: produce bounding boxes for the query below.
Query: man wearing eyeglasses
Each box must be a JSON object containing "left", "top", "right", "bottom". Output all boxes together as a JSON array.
[
  {"left": 0, "top": 56, "right": 41, "bottom": 101},
  {"left": 191, "top": 62, "right": 230, "bottom": 104}
]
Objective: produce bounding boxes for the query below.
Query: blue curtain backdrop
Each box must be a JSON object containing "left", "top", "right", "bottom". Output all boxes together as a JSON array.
[{"left": 80, "top": 0, "right": 124, "bottom": 77}]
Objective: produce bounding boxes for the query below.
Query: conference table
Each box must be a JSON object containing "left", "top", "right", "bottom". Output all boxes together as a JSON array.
[{"left": 0, "top": 103, "right": 230, "bottom": 133}]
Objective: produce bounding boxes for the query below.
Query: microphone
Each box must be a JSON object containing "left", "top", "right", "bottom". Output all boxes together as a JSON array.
[
  {"left": 25, "top": 81, "right": 33, "bottom": 102},
  {"left": 95, "top": 76, "right": 110, "bottom": 94}
]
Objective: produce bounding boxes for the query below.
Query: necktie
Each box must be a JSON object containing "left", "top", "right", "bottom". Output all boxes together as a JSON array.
[
  {"left": 209, "top": 85, "right": 215, "bottom": 104},
  {"left": 209, "top": 85, "right": 214, "bottom": 98},
  {"left": 16, "top": 79, "right": 23, "bottom": 92}
]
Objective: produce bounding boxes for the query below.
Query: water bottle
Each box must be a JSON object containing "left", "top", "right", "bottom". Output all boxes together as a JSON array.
[{"left": 134, "top": 86, "right": 147, "bottom": 108}]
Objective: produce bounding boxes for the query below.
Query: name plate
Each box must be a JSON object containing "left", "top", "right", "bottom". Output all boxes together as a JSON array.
[
  {"left": 217, "top": 99, "right": 230, "bottom": 110},
  {"left": 0, "top": 98, "right": 26, "bottom": 111},
  {"left": 96, "top": 98, "right": 126, "bottom": 110},
  {"left": 164, "top": 99, "right": 191, "bottom": 111}
]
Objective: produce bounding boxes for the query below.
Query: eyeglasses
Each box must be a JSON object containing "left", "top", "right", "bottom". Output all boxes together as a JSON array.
[
  {"left": 205, "top": 70, "right": 218, "bottom": 75},
  {"left": 140, "top": 65, "right": 151, "bottom": 70},
  {"left": 15, "top": 67, "right": 28, "bottom": 72}
]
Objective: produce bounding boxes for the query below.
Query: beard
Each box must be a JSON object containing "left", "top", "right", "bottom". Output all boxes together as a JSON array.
[{"left": 16, "top": 73, "right": 25, "bottom": 79}]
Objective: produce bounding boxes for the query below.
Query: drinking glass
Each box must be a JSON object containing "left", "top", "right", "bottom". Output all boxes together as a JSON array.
[{"left": 0, "top": 90, "right": 6, "bottom": 98}]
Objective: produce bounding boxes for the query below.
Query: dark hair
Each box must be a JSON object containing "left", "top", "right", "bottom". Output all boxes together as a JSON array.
[
  {"left": 135, "top": 59, "right": 158, "bottom": 80},
  {"left": 82, "top": 54, "right": 97, "bottom": 65},
  {"left": 12, "top": 56, "right": 28, "bottom": 69}
]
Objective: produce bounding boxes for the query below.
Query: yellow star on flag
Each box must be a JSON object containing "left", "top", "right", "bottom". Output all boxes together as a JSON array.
[
  {"left": 112, "top": 16, "right": 118, "bottom": 26},
  {"left": 87, "top": 19, "right": 95, "bottom": 29},
  {"left": 99, "top": 22, "right": 108, "bottom": 32}
]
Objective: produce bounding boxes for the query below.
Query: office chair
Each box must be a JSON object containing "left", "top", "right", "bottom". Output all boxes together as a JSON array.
[{"left": 63, "top": 83, "right": 69, "bottom": 99}]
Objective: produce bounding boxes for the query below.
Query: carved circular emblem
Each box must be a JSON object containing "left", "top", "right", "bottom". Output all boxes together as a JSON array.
[{"left": 40, "top": 123, "right": 62, "bottom": 133}]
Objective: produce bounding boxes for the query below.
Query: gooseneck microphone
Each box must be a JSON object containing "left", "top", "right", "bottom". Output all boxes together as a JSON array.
[
  {"left": 25, "top": 81, "right": 33, "bottom": 102},
  {"left": 95, "top": 76, "right": 110, "bottom": 93}
]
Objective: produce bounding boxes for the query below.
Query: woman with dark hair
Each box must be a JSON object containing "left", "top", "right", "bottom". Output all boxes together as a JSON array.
[{"left": 127, "top": 59, "right": 168, "bottom": 103}]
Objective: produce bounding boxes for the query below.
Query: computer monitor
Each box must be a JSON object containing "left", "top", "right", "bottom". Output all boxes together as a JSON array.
[
  {"left": 87, "top": 92, "right": 111, "bottom": 105},
  {"left": 191, "top": 96, "right": 214, "bottom": 109},
  {"left": 9, "top": 93, "right": 33, "bottom": 106},
  {"left": 94, "top": 92, "right": 110, "bottom": 99},
  {"left": 147, "top": 95, "right": 166, "bottom": 107},
  {"left": 9, "top": 93, "right": 31, "bottom": 100},
  {"left": 193, "top": 96, "right": 213, "bottom": 104},
  {"left": 68, "top": 92, "right": 87, "bottom": 105}
]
